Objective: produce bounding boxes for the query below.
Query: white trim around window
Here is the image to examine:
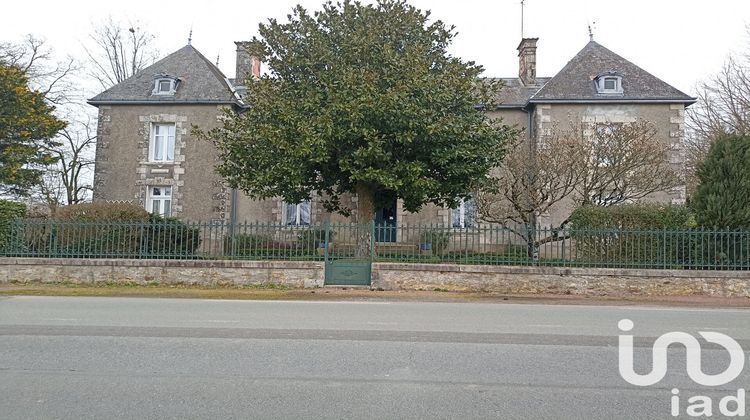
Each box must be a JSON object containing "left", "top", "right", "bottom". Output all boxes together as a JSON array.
[
  {"left": 147, "top": 186, "right": 172, "bottom": 217},
  {"left": 284, "top": 201, "right": 311, "bottom": 226},
  {"left": 152, "top": 78, "right": 177, "bottom": 95},
  {"left": 595, "top": 75, "right": 623, "bottom": 95},
  {"left": 149, "top": 123, "right": 176, "bottom": 162},
  {"left": 451, "top": 198, "right": 477, "bottom": 228}
]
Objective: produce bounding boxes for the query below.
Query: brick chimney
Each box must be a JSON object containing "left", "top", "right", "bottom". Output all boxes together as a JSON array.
[
  {"left": 517, "top": 38, "right": 538, "bottom": 86},
  {"left": 234, "top": 41, "right": 261, "bottom": 84}
]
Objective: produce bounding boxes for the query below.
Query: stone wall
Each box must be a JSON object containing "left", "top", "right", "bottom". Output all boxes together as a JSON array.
[
  {"left": 0, "top": 258, "right": 324, "bottom": 288},
  {"left": 2, "top": 258, "right": 749, "bottom": 298},
  {"left": 371, "top": 263, "right": 750, "bottom": 298}
]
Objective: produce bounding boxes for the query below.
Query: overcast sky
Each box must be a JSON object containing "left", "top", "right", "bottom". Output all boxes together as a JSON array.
[{"left": 2, "top": 0, "right": 749, "bottom": 98}]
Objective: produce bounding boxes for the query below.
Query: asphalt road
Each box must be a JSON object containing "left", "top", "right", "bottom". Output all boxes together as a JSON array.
[{"left": 0, "top": 296, "right": 748, "bottom": 419}]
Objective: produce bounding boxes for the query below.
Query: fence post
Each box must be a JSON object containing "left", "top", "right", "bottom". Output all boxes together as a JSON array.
[
  {"left": 663, "top": 227, "right": 667, "bottom": 269},
  {"left": 370, "top": 221, "right": 375, "bottom": 261},
  {"left": 324, "top": 222, "right": 330, "bottom": 262}
]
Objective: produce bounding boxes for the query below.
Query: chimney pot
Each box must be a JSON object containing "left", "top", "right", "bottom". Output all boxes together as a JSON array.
[
  {"left": 517, "top": 37, "right": 538, "bottom": 86},
  {"left": 234, "top": 41, "right": 261, "bottom": 84}
]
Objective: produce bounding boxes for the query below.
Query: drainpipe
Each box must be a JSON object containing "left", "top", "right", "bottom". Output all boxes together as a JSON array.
[
  {"left": 227, "top": 188, "right": 239, "bottom": 257},
  {"left": 230, "top": 188, "right": 238, "bottom": 227},
  {"left": 521, "top": 105, "right": 538, "bottom": 262}
]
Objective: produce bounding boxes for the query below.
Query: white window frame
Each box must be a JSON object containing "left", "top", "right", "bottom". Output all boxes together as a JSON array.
[
  {"left": 147, "top": 186, "right": 172, "bottom": 217},
  {"left": 284, "top": 201, "right": 311, "bottom": 226},
  {"left": 451, "top": 198, "right": 476, "bottom": 229},
  {"left": 152, "top": 78, "right": 177, "bottom": 95},
  {"left": 596, "top": 75, "right": 623, "bottom": 95},
  {"left": 149, "top": 123, "right": 176, "bottom": 162}
]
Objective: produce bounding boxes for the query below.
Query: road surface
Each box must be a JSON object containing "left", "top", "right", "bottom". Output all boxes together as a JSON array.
[{"left": 0, "top": 296, "right": 748, "bottom": 419}]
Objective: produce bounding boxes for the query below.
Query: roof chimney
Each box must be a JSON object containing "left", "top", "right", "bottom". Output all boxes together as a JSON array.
[
  {"left": 234, "top": 41, "right": 261, "bottom": 84},
  {"left": 517, "top": 38, "right": 538, "bottom": 86}
]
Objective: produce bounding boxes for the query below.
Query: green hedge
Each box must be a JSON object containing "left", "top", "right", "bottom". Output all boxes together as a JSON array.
[
  {"left": 569, "top": 204, "right": 690, "bottom": 266},
  {"left": 418, "top": 229, "right": 452, "bottom": 253},
  {"left": 569, "top": 204, "right": 748, "bottom": 268},
  {"left": 569, "top": 204, "right": 694, "bottom": 230},
  {"left": 9, "top": 203, "right": 200, "bottom": 258},
  {"left": 0, "top": 200, "right": 26, "bottom": 251},
  {"left": 223, "top": 233, "right": 273, "bottom": 255}
]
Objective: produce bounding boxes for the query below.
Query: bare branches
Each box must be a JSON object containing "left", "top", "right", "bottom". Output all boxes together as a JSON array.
[
  {"left": 83, "top": 17, "right": 158, "bottom": 89},
  {"left": 35, "top": 118, "right": 97, "bottom": 211},
  {"left": 0, "top": 35, "right": 78, "bottom": 105},
  {"left": 686, "top": 32, "right": 750, "bottom": 193},
  {"left": 571, "top": 120, "right": 680, "bottom": 207},
  {"left": 476, "top": 119, "right": 680, "bottom": 237},
  {"left": 475, "top": 129, "right": 584, "bottom": 229}
]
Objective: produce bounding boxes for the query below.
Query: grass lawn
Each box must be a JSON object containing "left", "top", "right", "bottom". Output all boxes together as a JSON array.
[{"left": 1, "top": 281, "right": 750, "bottom": 307}]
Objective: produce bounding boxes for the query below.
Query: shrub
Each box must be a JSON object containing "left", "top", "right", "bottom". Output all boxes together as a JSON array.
[
  {"left": 224, "top": 233, "right": 273, "bottom": 255},
  {"left": 11, "top": 203, "right": 201, "bottom": 258},
  {"left": 0, "top": 200, "right": 26, "bottom": 251},
  {"left": 569, "top": 204, "right": 693, "bottom": 230},
  {"left": 142, "top": 214, "right": 201, "bottom": 257},
  {"left": 418, "top": 229, "right": 452, "bottom": 253},
  {"left": 55, "top": 202, "right": 149, "bottom": 222},
  {"left": 570, "top": 204, "right": 695, "bottom": 267},
  {"left": 297, "top": 227, "right": 335, "bottom": 249}
]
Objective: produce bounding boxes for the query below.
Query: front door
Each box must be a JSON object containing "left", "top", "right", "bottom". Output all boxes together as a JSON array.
[{"left": 374, "top": 192, "right": 397, "bottom": 242}]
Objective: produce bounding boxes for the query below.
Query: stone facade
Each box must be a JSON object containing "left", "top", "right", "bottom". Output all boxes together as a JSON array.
[
  {"left": 90, "top": 39, "right": 694, "bottom": 229},
  {"left": 93, "top": 104, "right": 230, "bottom": 222}
]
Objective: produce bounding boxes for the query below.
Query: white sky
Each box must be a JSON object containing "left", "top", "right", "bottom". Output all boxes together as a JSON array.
[{"left": 2, "top": 0, "right": 749, "bottom": 98}]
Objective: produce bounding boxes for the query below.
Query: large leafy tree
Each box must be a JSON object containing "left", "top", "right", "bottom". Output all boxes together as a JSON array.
[
  {"left": 0, "top": 63, "right": 65, "bottom": 196},
  {"left": 691, "top": 134, "right": 750, "bottom": 228},
  {"left": 203, "top": 0, "right": 515, "bottom": 225}
]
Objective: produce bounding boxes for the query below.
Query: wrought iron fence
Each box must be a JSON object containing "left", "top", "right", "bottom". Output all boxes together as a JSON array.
[{"left": 1, "top": 219, "right": 748, "bottom": 270}]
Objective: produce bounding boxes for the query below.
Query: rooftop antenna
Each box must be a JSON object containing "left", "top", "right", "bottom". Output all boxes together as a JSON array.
[
  {"left": 188, "top": 26, "right": 193, "bottom": 45},
  {"left": 587, "top": 21, "right": 596, "bottom": 42},
  {"left": 520, "top": 0, "right": 525, "bottom": 38}
]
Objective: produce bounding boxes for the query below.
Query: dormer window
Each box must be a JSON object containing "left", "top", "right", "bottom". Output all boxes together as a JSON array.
[
  {"left": 595, "top": 72, "right": 623, "bottom": 95},
  {"left": 152, "top": 76, "right": 178, "bottom": 96}
]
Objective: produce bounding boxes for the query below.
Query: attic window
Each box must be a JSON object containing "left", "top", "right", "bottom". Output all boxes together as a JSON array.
[
  {"left": 152, "top": 77, "right": 177, "bottom": 96},
  {"left": 595, "top": 74, "right": 623, "bottom": 95}
]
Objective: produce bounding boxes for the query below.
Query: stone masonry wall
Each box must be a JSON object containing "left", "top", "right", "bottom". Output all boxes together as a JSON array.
[
  {"left": 2, "top": 258, "right": 749, "bottom": 298},
  {"left": 372, "top": 263, "right": 750, "bottom": 297},
  {"left": 1, "top": 258, "right": 324, "bottom": 288}
]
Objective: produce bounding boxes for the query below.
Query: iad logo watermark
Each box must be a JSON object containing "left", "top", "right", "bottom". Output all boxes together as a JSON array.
[{"left": 618, "top": 319, "right": 746, "bottom": 417}]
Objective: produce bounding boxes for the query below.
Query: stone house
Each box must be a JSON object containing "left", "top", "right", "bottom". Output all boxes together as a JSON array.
[{"left": 89, "top": 36, "right": 694, "bottom": 238}]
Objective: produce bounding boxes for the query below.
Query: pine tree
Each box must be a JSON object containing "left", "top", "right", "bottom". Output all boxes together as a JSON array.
[
  {"left": 0, "top": 63, "right": 65, "bottom": 196},
  {"left": 691, "top": 135, "right": 750, "bottom": 227}
]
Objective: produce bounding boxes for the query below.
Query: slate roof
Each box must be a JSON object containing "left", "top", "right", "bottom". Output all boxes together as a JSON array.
[
  {"left": 529, "top": 41, "right": 695, "bottom": 104},
  {"left": 88, "top": 45, "right": 239, "bottom": 105},
  {"left": 492, "top": 77, "right": 551, "bottom": 108}
]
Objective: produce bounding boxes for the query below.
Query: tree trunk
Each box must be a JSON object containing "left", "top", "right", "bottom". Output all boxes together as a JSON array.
[{"left": 355, "top": 182, "right": 376, "bottom": 259}]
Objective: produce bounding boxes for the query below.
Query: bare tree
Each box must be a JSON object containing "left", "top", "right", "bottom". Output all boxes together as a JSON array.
[
  {"left": 686, "top": 29, "right": 750, "bottom": 194},
  {"left": 0, "top": 35, "right": 77, "bottom": 105},
  {"left": 84, "top": 17, "right": 158, "bottom": 89},
  {"left": 573, "top": 120, "right": 681, "bottom": 207},
  {"left": 35, "top": 118, "right": 97, "bottom": 212},
  {"left": 476, "top": 119, "right": 680, "bottom": 255},
  {"left": 475, "top": 130, "right": 585, "bottom": 249}
]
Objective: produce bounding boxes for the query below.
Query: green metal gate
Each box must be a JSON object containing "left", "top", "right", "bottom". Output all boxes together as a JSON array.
[{"left": 324, "top": 223, "right": 373, "bottom": 286}]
